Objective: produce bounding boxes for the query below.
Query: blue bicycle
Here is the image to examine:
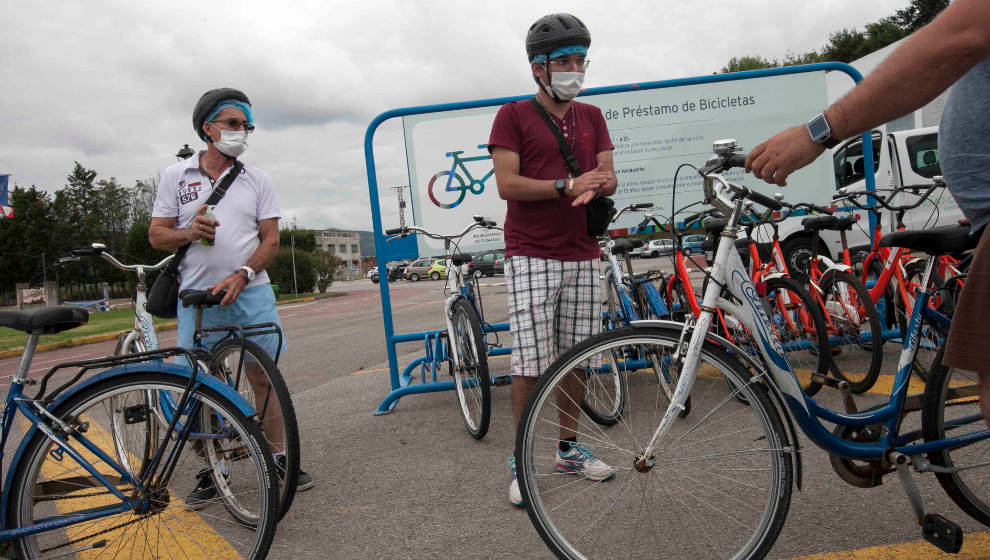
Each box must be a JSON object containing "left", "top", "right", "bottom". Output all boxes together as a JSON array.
[
  {"left": 0, "top": 306, "right": 278, "bottom": 558},
  {"left": 516, "top": 140, "right": 986, "bottom": 559}
]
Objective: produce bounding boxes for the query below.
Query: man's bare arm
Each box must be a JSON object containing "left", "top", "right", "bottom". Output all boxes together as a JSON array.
[
  {"left": 827, "top": 0, "right": 990, "bottom": 140},
  {"left": 492, "top": 146, "right": 614, "bottom": 201},
  {"left": 245, "top": 218, "right": 279, "bottom": 272}
]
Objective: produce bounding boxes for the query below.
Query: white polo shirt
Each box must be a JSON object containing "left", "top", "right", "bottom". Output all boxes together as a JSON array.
[{"left": 152, "top": 152, "right": 281, "bottom": 291}]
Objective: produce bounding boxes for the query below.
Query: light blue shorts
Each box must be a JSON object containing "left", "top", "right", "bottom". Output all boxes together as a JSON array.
[{"left": 176, "top": 284, "right": 287, "bottom": 362}]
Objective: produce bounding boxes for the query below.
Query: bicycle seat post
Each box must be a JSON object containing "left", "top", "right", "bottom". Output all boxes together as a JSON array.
[{"left": 13, "top": 333, "right": 40, "bottom": 384}]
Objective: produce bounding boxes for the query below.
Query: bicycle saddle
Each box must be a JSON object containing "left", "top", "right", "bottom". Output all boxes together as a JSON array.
[
  {"left": 0, "top": 306, "right": 89, "bottom": 334},
  {"left": 735, "top": 238, "right": 756, "bottom": 249},
  {"left": 179, "top": 289, "right": 227, "bottom": 308},
  {"left": 450, "top": 253, "right": 473, "bottom": 266},
  {"left": 703, "top": 218, "right": 728, "bottom": 234},
  {"left": 611, "top": 238, "right": 645, "bottom": 255},
  {"left": 801, "top": 215, "right": 839, "bottom": 231},
  {"left": 879, "top": 225, "right": 980, "bottom": 256}
]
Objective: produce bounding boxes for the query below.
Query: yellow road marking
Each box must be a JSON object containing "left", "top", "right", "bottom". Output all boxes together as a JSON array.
[
  {"left": 23, "top": 410, "right": 243, "bottom": 559},
  {"left": 786, "top": 531, "right": 990, "bottom": 559}
]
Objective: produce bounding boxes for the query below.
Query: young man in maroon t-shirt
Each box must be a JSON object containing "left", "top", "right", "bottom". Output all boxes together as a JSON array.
[{"left": 488, "top": 13, "right": 618, "bottom": 506}]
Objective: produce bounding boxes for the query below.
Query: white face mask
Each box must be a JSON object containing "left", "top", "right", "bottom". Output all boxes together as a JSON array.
[
  {"left": 543, "top": 71, "right": 585, "bottom": 101},
  {"left": 211, "top": 127, "right": 248, "bottom": 157}
]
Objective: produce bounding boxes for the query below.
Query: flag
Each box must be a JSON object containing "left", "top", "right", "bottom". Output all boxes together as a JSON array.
[{"left": 0, "top": 174, "right": 11, "bottom": 218}]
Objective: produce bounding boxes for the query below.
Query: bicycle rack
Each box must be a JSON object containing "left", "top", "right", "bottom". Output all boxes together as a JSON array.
[{"left": 365, "top": 62, "right": 875, "bottom": 415}]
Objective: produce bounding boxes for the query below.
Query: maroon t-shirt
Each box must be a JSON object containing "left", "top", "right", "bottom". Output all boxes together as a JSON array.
[{"left": 488, "top": 99, "right": 615, "bottom": 261}]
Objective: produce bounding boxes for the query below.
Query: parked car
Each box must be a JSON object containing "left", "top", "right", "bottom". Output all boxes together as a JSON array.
[
  {"left": 428, "top": 260, "right": 447, "bottom": 280},
  {"left": 403, "top": 257, "right": 436, "bottom": 282},
  {"left": 631, "top": 239, "right": 674, "bottom": 258},
  {"left": 466, "top": 250, "right": 504, "bottom": 278},
  {"left": 681, "top": 234, "right": 706, "bottom": 256},
  {"left": 370, "top": 262, "right": 405, "bottom": 283}
]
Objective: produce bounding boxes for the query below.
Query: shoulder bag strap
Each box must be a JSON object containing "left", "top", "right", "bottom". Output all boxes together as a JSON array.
[
  {"left": 163, "top": 159, "right": 244, "bottom": 275},
  {"left": 529, "top": 97, "right": 582, "bottom": 177}
]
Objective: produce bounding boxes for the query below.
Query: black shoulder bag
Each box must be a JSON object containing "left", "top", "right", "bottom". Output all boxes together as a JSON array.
[
  {"left": 529, "top": 97, "right": 615, "bottom": 238},
  {"left": 146, "top": 160, "right": 243, "bottom": 318}
]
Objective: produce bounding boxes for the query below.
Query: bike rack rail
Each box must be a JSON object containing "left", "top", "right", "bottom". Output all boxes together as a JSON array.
[{"left": 364, "top": 62, "right": 873, "bottom": 415}]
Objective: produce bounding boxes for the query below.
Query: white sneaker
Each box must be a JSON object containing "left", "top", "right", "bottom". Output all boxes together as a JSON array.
[
  {"left": 555, "top": 442, "right": 616, "bottom": 481},
  {"left": 507, "top": 457, "right": 523, "bottom": 507}
]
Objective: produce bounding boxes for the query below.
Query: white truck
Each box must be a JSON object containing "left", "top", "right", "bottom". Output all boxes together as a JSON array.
[{"left": 771, "top": 125, "right": 961, "bottom": 275}]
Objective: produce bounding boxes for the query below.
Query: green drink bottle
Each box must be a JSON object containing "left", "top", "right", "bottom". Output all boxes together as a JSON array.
[{"left": 201, "top": 205, "right": 217, "bottom": 247}]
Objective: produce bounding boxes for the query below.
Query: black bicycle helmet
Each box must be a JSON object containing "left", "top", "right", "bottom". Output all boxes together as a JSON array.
[
  {"left": 193, "top": 88, "right": 251, "bottom": 142},
  {"left": 525, "top": 13, "right": 591, "bottom": 61}
]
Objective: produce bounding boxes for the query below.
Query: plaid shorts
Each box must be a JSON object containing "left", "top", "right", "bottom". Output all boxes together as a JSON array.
[{"left": 505, "top": 256, "right": 601, "bottom": 377}]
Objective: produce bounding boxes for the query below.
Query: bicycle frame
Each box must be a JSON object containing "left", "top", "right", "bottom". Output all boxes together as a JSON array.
[
  {"left": 642, "top": 173, "right": 989, "bottom": 463},
  {"left": 0, "top": 340, "right": 249, "bottom": 541}
]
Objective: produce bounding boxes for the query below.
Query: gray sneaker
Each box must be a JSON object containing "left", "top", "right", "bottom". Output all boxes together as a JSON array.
[{"left": 276, "top": 455, "right": 313, "bottom": 492}]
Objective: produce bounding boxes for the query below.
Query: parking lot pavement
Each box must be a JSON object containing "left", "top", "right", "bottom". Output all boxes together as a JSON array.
[{"left": 4, "top": 265, "right": 989, "bottom": 558}]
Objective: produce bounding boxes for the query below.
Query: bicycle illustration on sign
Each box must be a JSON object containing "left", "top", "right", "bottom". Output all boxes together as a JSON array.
[{"left": 428, "top": 144, "right": 494, "bottom": 209}]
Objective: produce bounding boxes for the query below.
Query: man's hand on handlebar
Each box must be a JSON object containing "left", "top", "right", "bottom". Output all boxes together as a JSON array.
[{"left": 745, "top": 125, "right": 825, "bottom": 187}]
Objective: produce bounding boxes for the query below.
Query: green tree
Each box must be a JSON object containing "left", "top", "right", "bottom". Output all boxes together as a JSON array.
[
  {"left": 278, "top": 227, "right": 316, "bottom": 253},
  {"left": 720, "top": 55, "right": 776, "bottom": 73},
  {"left": 0, "top": 186, "right": 54, "bottom": 297},
  {"left": 131, "top": 176, "right": 158, "bottom": 224},
  {"left": 122, "top": 220, "right": 171, "bottom": 293},
  {"left": 892, "top": 0, "right": 950, "bottom": 32},
  {"left": 269, "top": 248, "right": 316, "bottom": 295},
  {"left": 313, "top": 249, "right": 341, "bottom": 292}
]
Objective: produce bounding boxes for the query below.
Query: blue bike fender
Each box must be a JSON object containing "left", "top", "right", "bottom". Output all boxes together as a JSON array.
[{"left": 1, "top": 363, "right": 254, "bottom": 527}]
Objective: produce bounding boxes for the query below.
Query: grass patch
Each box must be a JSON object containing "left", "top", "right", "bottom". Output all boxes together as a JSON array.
[{"left": 0, "top": 307, "right": 174, "bottom": 353}]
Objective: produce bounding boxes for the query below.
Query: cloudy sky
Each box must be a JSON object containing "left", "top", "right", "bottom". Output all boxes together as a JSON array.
[{"left": 1, "top": 0, "right": 910, "bottom": 232}]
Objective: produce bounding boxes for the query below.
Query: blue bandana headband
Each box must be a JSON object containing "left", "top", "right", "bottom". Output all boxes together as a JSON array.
[
  {"left": 531, "top": 45, "right": 588, "bottom": 63},
  {"left": 202, "top": 100, "right": 254, "bottom": 140}
]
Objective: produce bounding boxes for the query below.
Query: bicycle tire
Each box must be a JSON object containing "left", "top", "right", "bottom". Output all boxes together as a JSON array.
[
  {"left": 7, "top": 372, "right": 279, "bottom": 559},
  {"left": 211, "top": 337, "right": 301, "bottom": 520},
  {"left": 516, "top": 325, "right": 793, "bottom": 560},
  {"left": 578, "top": 345, "right": 627, "bottom": 426},
  {"left": 450, "top": 298, "right": 491, "bottom": 439},
  {"left": 922, "top": 345, "right": 990, "bottom": 526},
  {"left": 818, "top": 271, "right": 883, "bottom": 393},
  {"left": 427, "top": 171, "right": 467, "bottom": 209},
  {"left": 762, "top": 277, "right": 829, "bottom": 397}
]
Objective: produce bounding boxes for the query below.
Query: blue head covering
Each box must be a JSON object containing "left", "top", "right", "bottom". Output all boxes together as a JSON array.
[
  {"left": 201, "top": 100, "right": 254, "bottom": 140},
  {"left": 531, "top": 45, "right": 588, "bottom": 63}
]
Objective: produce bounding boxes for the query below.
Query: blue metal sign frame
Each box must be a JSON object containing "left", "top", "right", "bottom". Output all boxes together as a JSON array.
[{"left": 364, "top": 62, "right": 871, "bottom": 415}]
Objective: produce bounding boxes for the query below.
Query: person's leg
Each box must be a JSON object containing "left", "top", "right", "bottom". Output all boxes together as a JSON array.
[
  {"left": 505, "top": 256, "right": 561, "bottom": 506},
  {"left": 553, "top": 258, "right": 613, "bottom": 481},
  {"left": 243, "top": 362, "right": 284, "bottom": 448},
  {"left": 942, "top": 228, "right": 990, "bottom": 427}
]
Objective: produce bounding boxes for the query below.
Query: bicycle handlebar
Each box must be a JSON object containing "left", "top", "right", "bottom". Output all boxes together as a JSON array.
[
  {"left": 384, "top": 215, "right": 500, "bottom": 242},
  {"left": 834, "top": 181, "right": 941, "bottom": 212},
  {"left": 67, "top": 244, "right": 174, "bottom": 273}
]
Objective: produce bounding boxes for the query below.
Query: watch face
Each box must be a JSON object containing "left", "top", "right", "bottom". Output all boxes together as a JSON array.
[{"left": 807, "top": 115, "right": 830, "bottom": 140}]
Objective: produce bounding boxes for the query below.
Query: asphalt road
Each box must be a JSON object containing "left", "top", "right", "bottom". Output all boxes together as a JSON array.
[{"left": 1, "top": 255, "right": 987, "bottom": 559}]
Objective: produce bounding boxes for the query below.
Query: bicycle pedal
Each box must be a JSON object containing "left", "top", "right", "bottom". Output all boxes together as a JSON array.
[
  {"left": 492, "top": 375, "right": 512, "bottom": 387},
  {"left": 922, "top": 513, "right": 963, "bottom": 554}
]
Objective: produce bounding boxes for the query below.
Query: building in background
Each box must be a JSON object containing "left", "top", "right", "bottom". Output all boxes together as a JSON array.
[{"left": 315, "top": 229, "right": 376, "bottom": 279}]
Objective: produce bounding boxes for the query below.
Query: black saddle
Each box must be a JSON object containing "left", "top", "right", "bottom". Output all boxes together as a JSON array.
[
  {"left": 704, "top": 218, "right": 728, "bottom": 234},
  {"left": 179, "top": 289, "right": 227, "bottom": 308},
  {"left": 802, "top": 215, "right": 855, "bottom": 232},
  {"left": 0, "top": 306, "right": 89, "bottom": 335},
  {"left": 611, "top": 238, "right": 645, "bottom": 255},
  {"left": 879, "top": 225, "right": 981, "bottom": 256},
  {"left": 450, "top": 253, "right": 472, "bottom": 266},
  {"left": 735, "top": 238, "right": 756, "bottom": 249}
]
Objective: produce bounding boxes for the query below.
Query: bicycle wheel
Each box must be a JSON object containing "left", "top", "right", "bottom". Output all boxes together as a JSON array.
[
  {"left": 579, "top": 346, "right": 626, "bottom": 426},
  {"left": 818, "top": 271, "right": 883, "bottom": 393},
  {"left": 427, "top": 171, "right": 467, "bottom": 209},
  {"left": 762, "top": 277, "right": 829, "bottom": 397},
  {"left": 211, "top": 338, "right": 300, "bottom": 519},
  {"left": 516, "top": 325, "right": 793, "bottom": 560},
  {"left": 450, "top": 298, "right": 491, "bottom": 439},
  {"left": 922, "top": 346, "right": 990, "bottom": 526},
  {"left": 7, "top": 372, "right": 279, "bottom": 559}
]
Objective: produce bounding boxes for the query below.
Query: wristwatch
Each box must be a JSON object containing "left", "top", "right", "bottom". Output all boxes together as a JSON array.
[
  {"left": 555, "top": 178, "right": 567, "bottom": 198},
  {"left": 806, "top": 112, "right": 839, "bottom": 149},
  {"left": 238, "top": 265, "right": 256, "bottom": 282}
]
